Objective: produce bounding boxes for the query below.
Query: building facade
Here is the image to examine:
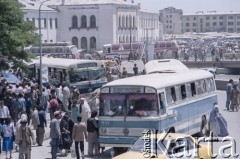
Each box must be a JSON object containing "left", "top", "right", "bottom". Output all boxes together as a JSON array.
[
  {"left": 159, "top": 7, "right": 183, "bottom": 34},
  {"left": 182, "top": 11, "right": 240, "bottom": 33},
  {"left": 20, "top": 0, "right": 161, "bottom": 52}
]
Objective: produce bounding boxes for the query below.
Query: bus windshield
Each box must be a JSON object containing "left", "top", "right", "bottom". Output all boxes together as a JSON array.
[
  {"left": 69, "top": 69, "right": 105, "bottom": 83},
  {"left": 99, "top": 93, "right": 158, "bottom": 117}
]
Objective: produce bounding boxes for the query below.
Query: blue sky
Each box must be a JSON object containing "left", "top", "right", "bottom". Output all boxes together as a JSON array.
[{"left": 135, "top": 0, "right": 240, "bottom": 13}]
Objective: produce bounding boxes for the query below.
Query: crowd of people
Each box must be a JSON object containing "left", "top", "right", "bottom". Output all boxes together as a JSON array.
[{"left": 0, "top": 77, "right": 102, "bottom": 159}]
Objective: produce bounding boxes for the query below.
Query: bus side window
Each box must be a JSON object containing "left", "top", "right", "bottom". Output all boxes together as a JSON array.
[
  {"left": 196, "top": 80, "right": 206, "bottom": 95},
  {"left": 180, "top": 84, "right": 186, "bottom": 100},
  {"left": 186, "top": 83, "right": 192, "bottom": 98},
  {"left": 190, "top": 82, "right": 196, "bottom": 96},
  {"left": 159, "top": 93, "right": 166, "bottom": 115}
]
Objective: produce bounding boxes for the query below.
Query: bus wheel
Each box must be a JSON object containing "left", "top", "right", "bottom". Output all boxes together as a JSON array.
[
  {"left": 168, "top": 127, "right": 176, "bottom": 133},
  {"left": 113, "top": 147, "right": 127, "bottom": 156}
]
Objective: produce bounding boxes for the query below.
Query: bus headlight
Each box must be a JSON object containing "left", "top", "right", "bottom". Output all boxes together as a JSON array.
[{"left": 100, "top": 128, "right": 108, "bottom": 135}]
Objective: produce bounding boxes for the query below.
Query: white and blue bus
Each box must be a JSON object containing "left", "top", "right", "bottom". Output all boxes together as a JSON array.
[
  {"left": 98, "top": 60, "right": 217, "bottom": 149},
  {"left": 28, "top": 57, "right": 107, "bottom": 93}
]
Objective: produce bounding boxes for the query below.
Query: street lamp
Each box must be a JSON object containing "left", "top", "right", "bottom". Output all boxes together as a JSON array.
[{"left": 38, "top": 0, "right": 49, "bottom": 91}]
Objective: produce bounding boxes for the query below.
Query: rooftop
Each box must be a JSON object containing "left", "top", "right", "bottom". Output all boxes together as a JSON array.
[
  {"left": 184, "top": 11, "right": 240, "bottom": 16},
  {"left": 19, "top": 0, "right": 55, "bottom": 11}
]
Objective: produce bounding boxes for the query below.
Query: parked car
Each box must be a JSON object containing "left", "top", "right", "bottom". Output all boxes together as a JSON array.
[
  {"left": 0, "top": 72, "right": 21, "bottom": 84},
  {"left": 113, "top": 133, "right": 212, "bottom": 159}
]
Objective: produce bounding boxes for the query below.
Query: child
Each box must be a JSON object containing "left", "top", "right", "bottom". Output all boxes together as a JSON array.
[
  {"left": 2, "top": 117, "right": 14, "bottom": 159},
  {"left": 72, "top": 115, "right": 88, "bottom": 159}
]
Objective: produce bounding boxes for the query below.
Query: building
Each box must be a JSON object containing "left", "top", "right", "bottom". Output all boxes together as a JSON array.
[
  {"left": 182, "top": 11, "right": 240, "bottom": 33},
  {"left": 20, "top": 0, "right": 161, "bottom": 52},
  {"left": 21, "top": 0, "right": 58, "bottom": 43},
  {"left": 159, "top": 7, "right": 183, "bottom": 34}
]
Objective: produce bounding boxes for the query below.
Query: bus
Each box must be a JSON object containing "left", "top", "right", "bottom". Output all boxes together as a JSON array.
[
  {"left": 28, "top": 57, "right": 107, "bottom": 93},
  {"left": 24, "top": 42, "right": 81, "bottom": 59},
  {"left": 98, "top": 60, "right": 217, "bottom": 149},
  {"left": 102, "top": 41, "right": 179, "bottom": 60}
]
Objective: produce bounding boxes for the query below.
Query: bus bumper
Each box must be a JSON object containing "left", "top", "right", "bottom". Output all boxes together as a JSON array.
[{"left": 98, "top": 136, "right": 139, "bottom": 148}]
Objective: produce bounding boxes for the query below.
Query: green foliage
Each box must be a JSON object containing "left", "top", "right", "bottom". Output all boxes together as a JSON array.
[{"left": 0, "top": 0, "right": 39, "bottom": 70}]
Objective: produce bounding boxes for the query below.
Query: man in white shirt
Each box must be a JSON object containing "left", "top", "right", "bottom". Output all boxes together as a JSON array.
[{"left": 0, "top": 100, "right": 10, "bottom": 124}]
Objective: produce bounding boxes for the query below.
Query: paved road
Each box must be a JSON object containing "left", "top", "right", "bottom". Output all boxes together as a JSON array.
[{"left": 1, "top": 91, "right": 239, "bottom": 159}]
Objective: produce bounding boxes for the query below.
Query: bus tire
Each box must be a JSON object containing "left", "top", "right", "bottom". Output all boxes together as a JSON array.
[
  {"left": 168, "top": 127, "right": 176, "bottom": 133},
  {"left": 113, "top": 147, "right": 127, "bottom": 156}
]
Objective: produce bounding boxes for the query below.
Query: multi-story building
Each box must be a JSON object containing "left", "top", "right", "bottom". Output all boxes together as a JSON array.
[
  {"left": 182, "top": 11, "right": 240, "bottom": 33},
  {"left": 159, "top": 7, "right": 183, "bottom": 34},
  {"left": 20, "top": 0, "right": 161, "bottom": 52}
]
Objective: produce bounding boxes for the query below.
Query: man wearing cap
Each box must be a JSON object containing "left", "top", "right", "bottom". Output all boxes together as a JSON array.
[
  {"left": 16, "top": 118, "right": 35, "bottom": 159},
  {"left": 50, "top": 111, "right": 61, "bottom": 159}
]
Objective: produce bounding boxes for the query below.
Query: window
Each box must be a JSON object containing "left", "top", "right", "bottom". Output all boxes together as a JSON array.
[
  {"left": 186, "top": 23, "right": 190, "bottom": 27},
  {"left": 129, "top": 15, "right": 132, "bottom": 27},
  {"left": 219, "top": 16, "right": 224, "bottom": 19},
  {"left": 186, "top": 17, "right": 190, "bottom": 20},
  {"left": 206, "top": 17, "right": 210, "bottom": 20},
  {"left": 122, "top": 16, "right": 125, "bottom": 27},
  {"left": 170, "top": 26, "right": 172, "bottom": 28},
  {"left": 44, "top": 18, "right": 47, "bottom": 28},
  {"left": 213, "top": 17, "right": 217, "bottom": 20},
  {"left": 193, "top": 29, "right": 197, "bottom": 32},
  {"left": 237, "top": 22, "right": 240, "bottom": 25},
  {"left": 213, "top": 22, "right": 217, "bottom": 26},
  {"left": 126, "top": 16, "right": 128, "bottom": 28},
  {"left": 196, "top": 80, "right": 206, "bottom": 95},
  {"left": 159, "top": 93, "right": 166, "bottom": 115},
  {"left": 170, "top": 20, "right": 172, "bottom": 23},
  {"left": 228, "top": 16, "right": 234, "bottom": 19},
  {"left": 180, "top": 85, "right": 186, "bottom": 100},
  {"left": 90, "top": 36, "right": 96, "bottom": 49},
  {"left": 228, "top": 28, "right": 234, "bottom": 32},
  {"left": 49, "top": 18, "right": 52, "bottom": 29},
  {"left": 81, "top": 15, "right": 87, "bottom": 28},
  {"left": 205, "top": 78, "right": 215, "bottom": 92},
  {"left": 237, "top": 28, "right": 240, "bottom": 32},
  {"left": 166, "top": 87, "right": 177, "bottom": 104},
  {"left": 81, "top": 37, "right": 87, "bottom": 50},
  {"left": 55, "top": 18, "right": 58, "bottom": 28},
  {"left": 119, "top": 16, "right": 121, "bottom": 28},
  {"left": 90, "top": 15, "right": 96, "bottom": 27},
  {"left": 72, "top": 37, "right": 78, "bottom": 48},
  {"left": 186, "top": 29, "right": 190, "bottom": 32},
  {"left": 193, "top": 23, "right": 196, "bottom": 27},
  {"left": 71, "top": 15, "right": 78, "bottom": 28},
  {"left": 228, "top": 22, "right": 234, "bottom": 26},
  {"left": 219, "top": 22, "right": 224, "bottom": 26},
  {"left": 206, "top": 22, "right": 210, "bottom": 26},
  {"left": 166, "top": 20, "right": 168, "bottom": 23},
  {"left": 190, "top": 82, "right": 196, "bottom": 96},
  {"left": 238, "top": 16, "right": 240, "bottom": 19},
  {"left": 133, "top": 16, "right": 136, "bottom": 27},
  {"left": 193, "top": 17, "right": 196, "bottom": 20}
]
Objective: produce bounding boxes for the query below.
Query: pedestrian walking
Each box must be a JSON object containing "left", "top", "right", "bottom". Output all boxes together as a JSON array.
[
  {"left": 49, "top": 96, "right": 59, "bottom": 120},
  {"left": 50, "top": 111, "right": 61, "bottom": 159},
  {"left": 36, "top": 106, "right": 47, "bottom": 146},
  {"left": 209, "top": 105, "right": 229, "bottom": 137},
  {"left": 0, "top": 100, "right": 10, "bottom": 124},
  {"left": 226, "top": 79, "right": 233, "bottom": 110},
  {"left": 16, "top": 118, "right": 35, "bottom": 159},
  {"left": 72, "top": 115, "right": 88, "bottom": 159},
  {"left": 78, "top": 98, "right": 91, "bottom": 123},
  {"left": 133, "top": 64, "right": 138, "bottom": 76},
  {"left": 230, "top": 84, "right": 239, "bottom": 111},
  {"left": 1, "top": 117, "right": 14, "bottom": 159},
  {"left": 87, "top": 110, "right": 99, "bottom": 157},
  {"left": 62, "top": 84, "right": 70, "bottom": 112},
  {"left": 121, "top": 67, "right": 127, "bottom": 78},
  {"left": 24, "top": 93, "right": 32, "bottom": 125},
  {"left": 71, "top": 99, "right": 79, "bottom": 123},
  {"left": 31, "top": 107, "right": 39, "bottom": 130},
  {"left": 59, "top": 114, "right": 71, "bottom": 156}
]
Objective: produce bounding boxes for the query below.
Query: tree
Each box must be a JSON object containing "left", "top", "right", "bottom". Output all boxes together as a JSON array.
[{"left": 0, "top": 0, "right": 39, "bottom": 70}]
